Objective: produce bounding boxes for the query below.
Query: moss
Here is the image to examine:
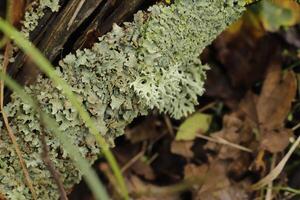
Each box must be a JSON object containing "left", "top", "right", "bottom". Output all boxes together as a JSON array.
[{"left": 0, "top": 0, "right": 245, "bottom": 199}]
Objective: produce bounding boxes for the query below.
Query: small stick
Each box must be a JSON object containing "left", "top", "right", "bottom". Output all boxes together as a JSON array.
[
  {"left": 198, "top": 101, "right": 216, "bottom": 113},
  {"left": 164, "top": 115, "right": 174, "bottom": 135},
  {"left": 197, "top": 134, "right": 253, "bottom": 153},
  {"left": 121, "top": 150, "right": 145, "bottom": 173},
  {"left": 265, "top": 154, "right": 277, "bottom": 200},
  {"left": 40, "top": 133, "right": 68, "bottom": 200},
  {"left": 121, "top": 142, "right": 147, "bottom": 172},
  {"left": 292, "top": 122, "right": 300, "bottom": 131}
]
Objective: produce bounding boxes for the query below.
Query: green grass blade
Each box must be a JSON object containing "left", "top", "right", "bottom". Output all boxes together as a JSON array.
[
  {"left": 0, "top": 18, "right": 129, "bottom": 200},
  {"left": 0, "top": 71, "right": 110, "bottom": 200}
]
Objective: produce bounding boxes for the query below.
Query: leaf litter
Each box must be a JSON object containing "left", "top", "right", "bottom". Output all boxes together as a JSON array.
[{"left": 68, "top": 1, "right": 300, "bottom": 199}]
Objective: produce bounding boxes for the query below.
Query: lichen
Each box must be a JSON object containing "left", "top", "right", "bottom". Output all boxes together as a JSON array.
[
  {"left": 0, "top": 0, "right": 245, "bottom": 199},
  {"left": 21, "top": 0, "right": 60, "bottom": 38}
]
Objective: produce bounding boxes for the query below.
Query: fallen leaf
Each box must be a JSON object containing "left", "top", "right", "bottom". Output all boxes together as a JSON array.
[
  {"left": 170, "top": 141, "right": 194, "bottom": 159},
  {"left": 131, "top": 159, "right": 156, "bottom": 181},
  {"left": 194, "top": 160, "right": 250, "bottom": 200},
  {"left": 126, "top": 116, "right": 162, "bottom": 143},
  {"left": 252, "top": 135, "right": 300, "bottom": 190},
  {"left": 196, "top": 184, "right": 249, "bottom": 200},
  {"left": 257, "top": 63, "right": 297, "bottom": 130},
  {"left": 205, "top": 113, "right": 253, "bottom": 160},
  {"left": 260, "top": 129, "right": 293, "bottom": 153},
  {"left": 228, "top": 154, "right": 252, "bottom": 180},
  {"left": 239, "top": 91, "right": 259, "bottom": 129},
  {"left": 212, "top": 10, "right": 280, "bottom": 94},
  {"left": 184, "top": 163, "right": 208, "bottom": 180},
  {"left": 176, "top": 113, "right": 212, "bottom": 141},
  {"left": 204, "top": 64, "right": 239, "bottom": 108}
]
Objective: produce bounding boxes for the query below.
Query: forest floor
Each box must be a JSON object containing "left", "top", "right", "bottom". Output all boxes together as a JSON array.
[
  {"left": 2, "top": 0, "right": 300, "bottom": 200},
  {"left": 68, "top": 1, "right": 300, "bottom": 200}
]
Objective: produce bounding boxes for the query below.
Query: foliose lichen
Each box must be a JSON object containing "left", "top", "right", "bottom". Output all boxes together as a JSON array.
[
  {"left": 0, "top": 0, "right": 245, "bottom": 199},
  {"left": 21, "top": 0, "right": 60, "bottom": 38}
]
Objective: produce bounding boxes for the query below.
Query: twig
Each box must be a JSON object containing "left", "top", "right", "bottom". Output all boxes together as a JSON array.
[
  {"left": 145, "top": 153, "right": 158, "bottom": 165},
  {"left": 164, "top": 115, "right": 174, "bottom": 135},
  {"left": 198, "top": 101, "right": 216, "bottom": 113},
  {"left": 265, "top": 154, "right": 277, "bottom": 200},
  {"left": 121, "top": 151, "right": 145, "bottom": 173},
  {"left": 40, "top": 132, "right": 68, "bottom": 200},
  {"left": 121, "top": 142, "right": 147, "bottom": 172},
  {"left": 292, "top": 122, "right": 300, "bottom": 131},
  {"left": 197, "top": 134, "right": 253, "bottom": 153},
  {"left": 0, "top": 42, "right": 37, "bottom": 199}
]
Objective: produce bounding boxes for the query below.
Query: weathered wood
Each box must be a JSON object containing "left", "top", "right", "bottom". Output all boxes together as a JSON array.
[
  {"left": 7, "top": 2, "right": 66, "bottom": 83},
  {"left": 74, "top": 0, "right": 146, "bottom": 49},
  {"left": 39, "top": 0, "right": 104, "bottom": 61},
  {"left": 11, "top": 0, "right": 103, "bottom": 85},
  {"left": 7, "top": 0, "right": 154, "bottom": 89}
]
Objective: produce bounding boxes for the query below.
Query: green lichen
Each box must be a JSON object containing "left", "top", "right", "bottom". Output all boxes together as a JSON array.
[
  {"left": 0, "top": 0, "right": 245, "bottom": 199},
  {"left": 21, "top": 0, "right": 60, "bottom": 38}
]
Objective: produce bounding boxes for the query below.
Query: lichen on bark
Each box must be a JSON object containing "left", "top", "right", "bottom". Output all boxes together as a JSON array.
[
  {"left": 0, "top": 0, "right": 245, "bottom": 199},
  {"left": 21, "top": 0, "right": 60, "bottom": 38}
]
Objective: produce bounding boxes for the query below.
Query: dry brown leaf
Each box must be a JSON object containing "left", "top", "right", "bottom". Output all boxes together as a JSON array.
[
  {"left": 213, "top": 29, "right": 279, "bottom": 93},
  {"left": 194, "top": 160, "right": 250, "bottom": 200},
  {"left": 257, "top": 64, "right": 297, "bottom": 130},
  {"left": 258, "top": 62, "right": 281, "bottom": 100},
  {"left": 204, "top": 64, "right": 239, "bottom": 108},
  {"left": 198, "top": 160, "right": 230, "bottom": 195},
  {"left": 239, "top": 91, "right": 259, "bottom": 128},
  {"left": 235, "top": 63, "right": 296, "bottom": 154},
  {"left": 228, "top": 154, "right": 252, "bottom": 179},
  {"left": 252, "top": 135, "right": 300, "bottom": 190},
  {"left": 131, "top": 160, "right": 156, "bottom": 181},
  {"left": 260, "top": 129, "right": 293, "bottom": 153},
  {"left": 184, "top": 163, "right": 208, "bottom": 180},
  {"left": 196, "top": 184, "right": 249, "bottom": 200},
  {"left": 205, "top": 113, "right": 253, "bottom": 160},
  {"left": 170, "top": 141, "right": 194, "bottom": 159},
  {"left": 254, "top": 63, "right": 297, "bottom": 153},
  {"left": 126, "top": 117, "right": 162, "bottom": 143}
]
